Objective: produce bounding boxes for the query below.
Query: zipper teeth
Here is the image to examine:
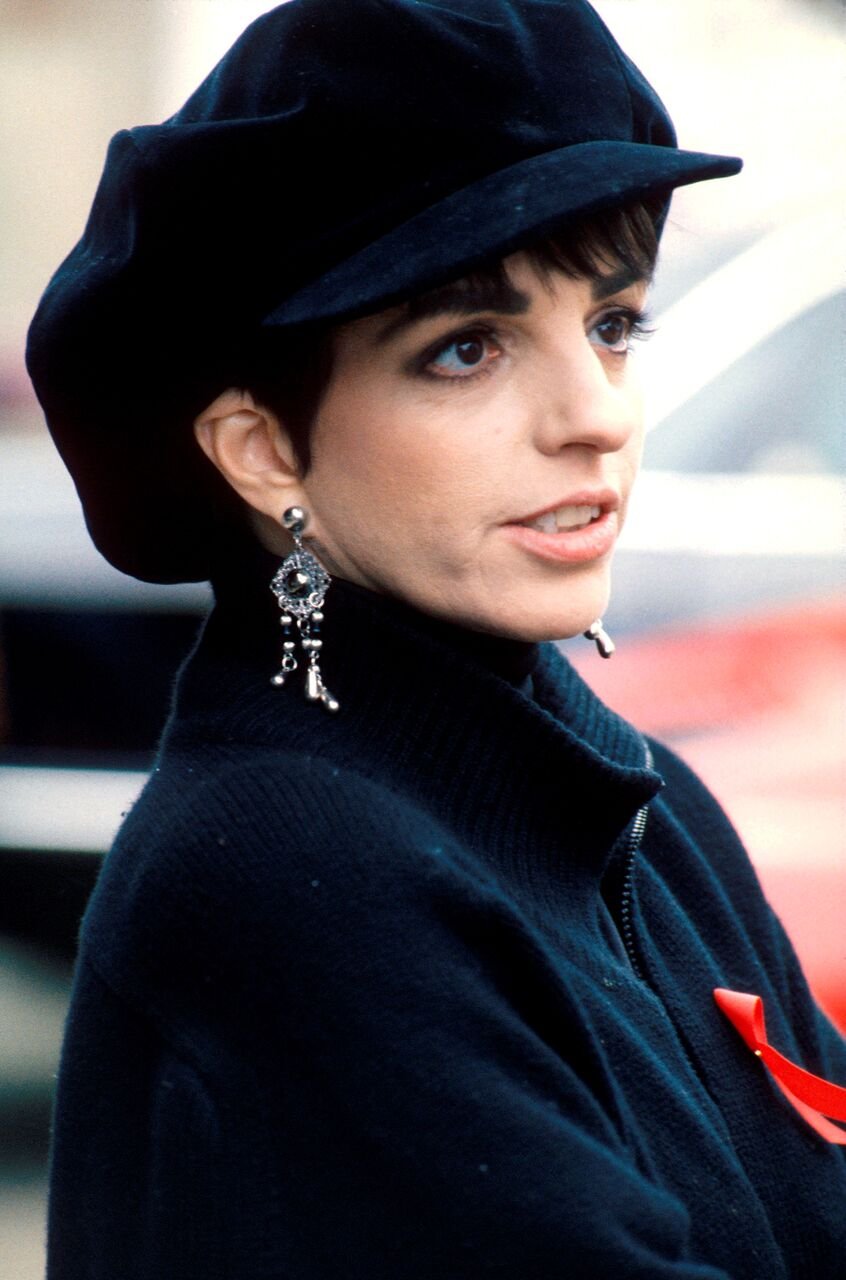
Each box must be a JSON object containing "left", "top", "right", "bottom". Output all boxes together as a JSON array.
[{"left": 620, "top": 741, "right": 654, "bottom": 979}]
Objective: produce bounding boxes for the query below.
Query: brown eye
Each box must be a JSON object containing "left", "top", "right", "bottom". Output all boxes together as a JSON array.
[
  {"left": 426, "top": 329, "right": 502, "bottom": 378},
  {"left": 594, "top": 314, "right": 629, "bottom": 350},
  {"left": 454, "top": 337, "right": 486, "bottom": 365},
  {"left": 590, "top": 307, "right": 651, "bottom": 355}
]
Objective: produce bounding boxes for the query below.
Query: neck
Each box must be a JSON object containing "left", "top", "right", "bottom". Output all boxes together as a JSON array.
[{"left": 330, "top": 577, "right": 538, "bottom": 691}]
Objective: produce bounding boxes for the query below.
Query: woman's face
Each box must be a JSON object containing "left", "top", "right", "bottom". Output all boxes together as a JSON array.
[{"left": 298, "top": 253, "right": 649, "bottom": 641}]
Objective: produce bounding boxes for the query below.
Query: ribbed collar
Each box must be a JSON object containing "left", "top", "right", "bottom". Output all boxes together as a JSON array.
[{"left": 170, "top": 546, "right": 663, "bottom": 883}]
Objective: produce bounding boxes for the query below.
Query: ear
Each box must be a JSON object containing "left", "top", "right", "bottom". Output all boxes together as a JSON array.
[{"left": 193, "top": 388, "right": 306, "bottom": 524}]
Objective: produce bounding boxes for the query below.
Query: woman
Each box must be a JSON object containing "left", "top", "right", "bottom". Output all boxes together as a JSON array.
[{"left": 26, "top": 1, "right": 846, "bottom": 1276}]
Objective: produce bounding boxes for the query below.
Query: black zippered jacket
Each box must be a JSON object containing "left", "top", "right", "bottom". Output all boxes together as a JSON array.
[{"left": 48, "top": 556, "right": 846, "bottom": 1277}]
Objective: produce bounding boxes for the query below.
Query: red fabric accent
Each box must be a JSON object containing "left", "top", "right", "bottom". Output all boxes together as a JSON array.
[{"left": 714, "top": 988, "right": 846, "bottom": 1145}]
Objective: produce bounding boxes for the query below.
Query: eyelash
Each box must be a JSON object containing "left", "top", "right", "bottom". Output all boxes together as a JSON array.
[
  {"left": 418, "top": 307, "right": 654, "bottom": 383},
  {"left": 592, "top": 306, "right": 654, "bottom": 354}
]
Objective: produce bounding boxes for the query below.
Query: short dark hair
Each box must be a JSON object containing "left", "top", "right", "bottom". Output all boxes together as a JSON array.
[{"left": 242, "top": 198, "right": 662, "bottom": 472}]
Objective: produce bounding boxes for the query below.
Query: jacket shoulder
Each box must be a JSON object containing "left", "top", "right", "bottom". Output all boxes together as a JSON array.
[{"left": 83, "top": 743, "right": 494, "bottom": 1004}]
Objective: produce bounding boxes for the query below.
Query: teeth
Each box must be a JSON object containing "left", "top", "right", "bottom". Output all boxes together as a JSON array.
[
  {"left": 526, "top": 504, "right": 602, "bottom": 533},
  {"left": 556, "top": 504, "right": 600, "bottom": 530}
]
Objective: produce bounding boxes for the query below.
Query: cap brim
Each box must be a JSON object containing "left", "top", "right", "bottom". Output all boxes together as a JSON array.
[{"left": 262, "top": 140, "right": 742, "bottom": 329}]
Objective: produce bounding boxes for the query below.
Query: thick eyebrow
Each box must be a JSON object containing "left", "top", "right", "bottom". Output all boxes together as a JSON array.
[
  {"left": 374, "top": 276, "right": 531, "bottom": 345},
  {"left": 373, "top": 262, "right": 647, "bottom": 346},
  {"left": 591, "top": 263, "right": 649, "bottom": 301}
]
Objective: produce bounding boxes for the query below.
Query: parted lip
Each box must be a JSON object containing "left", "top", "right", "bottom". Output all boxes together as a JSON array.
[{"left": 508, "top": 488, "right": 621, "bottom": 525}]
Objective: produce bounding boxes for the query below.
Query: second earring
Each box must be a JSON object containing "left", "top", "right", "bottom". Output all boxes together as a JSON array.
[{"left": 269, "top": 506, "right": 339, "bottom": 712}]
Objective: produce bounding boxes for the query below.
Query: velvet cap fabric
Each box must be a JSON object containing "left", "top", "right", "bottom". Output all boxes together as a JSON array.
[{"left": 27, "top": 0, "right": 741, "bottom": 583}]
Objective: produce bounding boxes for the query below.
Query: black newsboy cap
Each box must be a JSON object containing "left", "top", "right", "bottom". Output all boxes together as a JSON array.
[{"left": 27, "top": 0, "right": 741, "bottom": 584}]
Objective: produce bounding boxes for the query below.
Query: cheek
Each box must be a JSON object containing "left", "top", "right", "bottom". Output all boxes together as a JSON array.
[
  {"left": 308, "top": 381, "right": 494, "bottom": 529},
  {"left": 618, "top": 375, "right": 645, "bottom": 462},
  {"left": 630, "top": 405, "right": 646, "bottom": 469},
  {"left": 616, "top": 404, "right": 645, "bottom": 525},
  {"left": 626, "top": 411, "right": 645, "bottom": 464},
  {"left": 309, "top": 412, "right": 440, "bottom": 521}
]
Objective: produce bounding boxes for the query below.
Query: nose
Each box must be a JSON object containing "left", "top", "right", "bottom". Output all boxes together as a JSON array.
[{"left": 530, "top": 331, "right": 641, "bottom": 457}]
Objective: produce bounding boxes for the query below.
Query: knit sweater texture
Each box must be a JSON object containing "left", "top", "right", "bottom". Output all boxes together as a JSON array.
[{"left": 48, "top": 554, "right": 846, "bottom": 1277}]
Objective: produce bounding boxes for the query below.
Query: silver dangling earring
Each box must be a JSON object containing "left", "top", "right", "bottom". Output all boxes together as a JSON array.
[
  {"left": 269, "top": 506, "right": 340, "bottom": 712},
  {"left": 584, "top": 619, "right": 615, "bottom": 659}
]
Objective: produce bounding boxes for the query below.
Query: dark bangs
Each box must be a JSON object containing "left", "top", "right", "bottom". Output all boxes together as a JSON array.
[{"left": 526, "top": 197, "right": 663, "bottom": 286}]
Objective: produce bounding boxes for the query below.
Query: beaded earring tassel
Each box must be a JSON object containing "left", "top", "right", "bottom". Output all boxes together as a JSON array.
[
  {"left": 269, "top": 506, "right": 339, "bottom": 712},
  {"left": 583, "top": 619, "right": 615, "bottom": 658}
]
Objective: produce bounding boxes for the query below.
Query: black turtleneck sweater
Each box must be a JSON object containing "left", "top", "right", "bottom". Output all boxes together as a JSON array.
[{"left": 47, "top": 554, "right": 846, "bottom": 1278}]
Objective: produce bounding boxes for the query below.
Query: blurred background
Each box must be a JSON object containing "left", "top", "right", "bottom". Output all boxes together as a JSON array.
[{"left": 1, "top": 0, "right": 844, "bottom": 1273}]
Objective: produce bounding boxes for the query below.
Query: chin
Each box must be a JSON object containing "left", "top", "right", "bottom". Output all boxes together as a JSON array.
[
  {"left": 498, "top": 615, "right": 602, "bottom": 644},
  {"left": 483, "top": 567, "right": 613, "bottom": 643}
]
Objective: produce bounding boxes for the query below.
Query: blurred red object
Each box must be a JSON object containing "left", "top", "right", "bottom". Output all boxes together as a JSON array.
[{"left": 571, "top": 597, "right": 846, "bottom": 1033}]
